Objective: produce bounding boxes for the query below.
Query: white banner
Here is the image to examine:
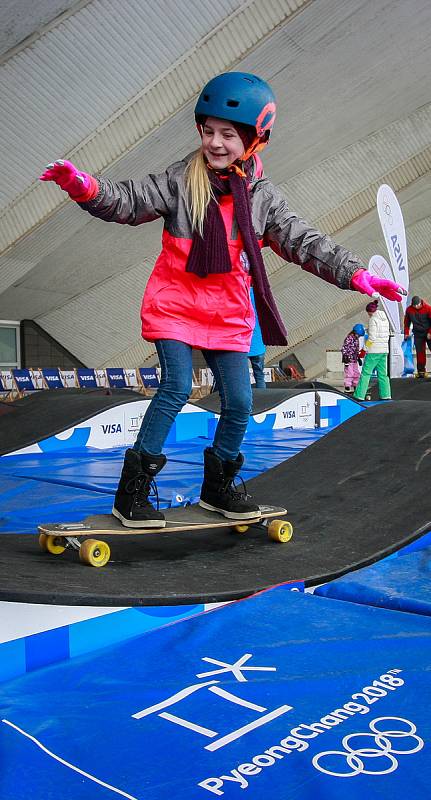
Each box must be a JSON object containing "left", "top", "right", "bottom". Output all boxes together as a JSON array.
[
  {"left": 60, "top": 369, "right": 76, "bottom": 388},
  {"left": 389, "top": 332, "right": 405, "bottom": 378},
  {"left": 0, "top": 370, "right": 14, "bottom": 389},
  {"left": 368, "top": 254, "right": 402, "bottom": 332},
  {"left": 95, "top": 369, "right": 109, "bottom": 388},
  {"left": 249, "top": 368, "right": 275, "bottom": 384},
  {"left": 376, "top": 184, "right": 409, "bottom": 311}
]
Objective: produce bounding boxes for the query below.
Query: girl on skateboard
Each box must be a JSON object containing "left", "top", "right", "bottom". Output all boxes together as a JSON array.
[{"left": 40, "top": 72, "right": 405, "bottom": 528}]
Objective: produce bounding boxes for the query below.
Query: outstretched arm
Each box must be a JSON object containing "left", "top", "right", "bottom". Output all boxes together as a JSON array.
[
  {"left": 40, "top": 158, "right": 176, "bottom": 225},
  {"left": 263, "top": 183, "right": 406, "bottom": 302}
]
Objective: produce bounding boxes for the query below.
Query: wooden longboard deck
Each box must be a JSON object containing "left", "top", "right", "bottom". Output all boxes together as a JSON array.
[{"left": 38, "top": 505, "right": 287, "bottom": 537}]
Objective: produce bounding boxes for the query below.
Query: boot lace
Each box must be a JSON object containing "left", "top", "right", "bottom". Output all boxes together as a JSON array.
[
  {"left": 125, "top": 474, "right": 160, "bottom": 510},
  {"left": 221, "top": 474, "right": 249, "bottom": 501}
]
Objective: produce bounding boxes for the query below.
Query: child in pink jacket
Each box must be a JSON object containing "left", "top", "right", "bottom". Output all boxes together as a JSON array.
[
  {"left": 341, "top": 324, "right": 365, "bottom": 392},
  {"left": 40, "top": 72, "right": 405, "bottom": 528}
]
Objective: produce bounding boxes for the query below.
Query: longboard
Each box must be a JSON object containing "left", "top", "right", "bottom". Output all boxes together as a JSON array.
[{"left": 38, "top": 504, "right": 292, "bottom": 567}]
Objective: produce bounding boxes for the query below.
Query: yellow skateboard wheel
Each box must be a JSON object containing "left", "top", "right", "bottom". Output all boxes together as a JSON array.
[
  {"left": 39, "top": 533, "right": 66, "bottom": 555},
  {"left": 79, "top": 539, "right": 110, "bottom": 567},
  {"left": 38, "top": 533, "right": 48, "bottom": 551},
  {"left": 233, "top": 524, "right": 249, "bottom": 534},
  {"left": 268, "top": 519, "right": 293, "bottom": 543}
]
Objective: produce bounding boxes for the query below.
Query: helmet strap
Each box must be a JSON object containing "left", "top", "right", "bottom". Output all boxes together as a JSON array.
[{"left": 241, "top": 133, "right": 270, "bottom": 161}]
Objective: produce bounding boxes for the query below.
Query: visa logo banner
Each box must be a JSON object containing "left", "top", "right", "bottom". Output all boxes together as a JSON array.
[
  {"left": 390, "top": 234, "right": 406, "bottom": 272},
  {"left": 101, "top": 423, "right": 122, "bottom": 434},
  {"left": 377, "top": 184, "right": 409, "bottom": 312}
]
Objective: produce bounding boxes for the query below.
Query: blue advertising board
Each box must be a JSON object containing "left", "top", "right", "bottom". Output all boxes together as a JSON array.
[{"left": 0, "top": 588, "right": 430, "bottom": 799}]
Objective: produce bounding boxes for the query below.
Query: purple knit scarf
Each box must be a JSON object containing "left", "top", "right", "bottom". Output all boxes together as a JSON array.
[{"left": 185, "top": 164, "right": 287, "bottom": 346}]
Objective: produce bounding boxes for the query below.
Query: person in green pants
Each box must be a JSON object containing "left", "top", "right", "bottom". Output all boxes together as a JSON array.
[{"left": 353, "top": 300, "right": 391, "bottom": 401}]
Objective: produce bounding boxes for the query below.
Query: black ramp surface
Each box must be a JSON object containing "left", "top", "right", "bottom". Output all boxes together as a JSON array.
[
  {"left": 0, "top": 401, "right": 430, "bottom": 606},
  {"left": 367, "top": 376, "right": 431, "bottom": 401},
  {"left": 197, "top": 382, "right": 350, "bottom": 415},
  {"left": 0, "top": 388, "right": 145, "bottom": 455}
]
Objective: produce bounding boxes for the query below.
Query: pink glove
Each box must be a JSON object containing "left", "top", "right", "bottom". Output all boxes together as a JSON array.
[
  {"left": 351, "top": 269, "right": 407, "bottom": 302},
  {"left": 39, "top": 159, "right": 99, "bottom": 202}
]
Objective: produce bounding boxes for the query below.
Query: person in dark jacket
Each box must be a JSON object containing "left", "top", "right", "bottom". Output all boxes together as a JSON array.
[
  {"left": 39, "top": 72, "right": 406, "bottom": 529},
  {"left": 404, "top": 296, "right": 431, "bottom": 377}
]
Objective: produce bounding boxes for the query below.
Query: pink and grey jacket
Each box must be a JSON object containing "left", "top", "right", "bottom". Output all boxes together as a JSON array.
[
  {"left": 341, "top": 332, "right": 360, "bottom": 364},
  {"left": 80, "top": 153, "right": 363, "bottom": 351}
]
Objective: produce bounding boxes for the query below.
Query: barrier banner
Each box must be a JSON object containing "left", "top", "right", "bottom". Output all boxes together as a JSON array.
[
  {"left": 10, "top": 369, "right": 34, "bottom": 391},
  {"left": 60, "top": 369, "right": 76, "bottom": 388},
  {"left": 1, "top": 587, "right": 430, "bottom": 799},
  {"left": 0, "top": 370, "right": 14, "bottom": 389},
  {"left": 376, "top": 185, "right": 409, "bottom": 312},
  {"left": 42, "top": 368, "right": 63, "bottom": 388},
  {"left": 139, "top": 368, "right": 159, "bottom": 388}
]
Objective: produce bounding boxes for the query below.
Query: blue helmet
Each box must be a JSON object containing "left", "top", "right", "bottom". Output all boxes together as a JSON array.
[
  {"left": 353, "top": 324, "right": 365, "bottom": 336},
  {"left": 195, "top": 72, "right": 276, "bottom": 141}
]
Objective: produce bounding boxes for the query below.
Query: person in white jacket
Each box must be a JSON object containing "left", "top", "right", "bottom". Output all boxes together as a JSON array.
[{"left": 353, "top": 301, "right": 391, "bottom": 400}]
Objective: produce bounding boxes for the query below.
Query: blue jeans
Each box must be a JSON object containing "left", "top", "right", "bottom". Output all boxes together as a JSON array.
[
  {"left": 134, "top": 340, "right": 252, "bottom": 461},
  {"left": 249, "top": 354, "right": 266, "bottom": 388}
]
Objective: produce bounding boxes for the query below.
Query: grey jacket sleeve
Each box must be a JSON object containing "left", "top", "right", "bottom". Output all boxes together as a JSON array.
[
  {"left": 262, "top": 182, "right": 364, "bottom": 289},
  {"left": 78, "top": 162, "right": 184, "bottom": 226}
]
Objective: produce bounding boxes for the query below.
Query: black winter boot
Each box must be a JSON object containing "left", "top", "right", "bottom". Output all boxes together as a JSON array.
[
  {"left": 112, "top": 449, "right": 166, "bottom": 528},
  {"left": 199, "top": 447, "right": 261, "bottom": 520}
]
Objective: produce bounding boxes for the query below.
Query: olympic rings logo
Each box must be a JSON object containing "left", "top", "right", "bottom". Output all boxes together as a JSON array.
[
  {"left": 382, "top": 195, "right": 394, "bottom": 225},
  {"left": 312, "top": 717, "right": 424, "bottom": 778}
]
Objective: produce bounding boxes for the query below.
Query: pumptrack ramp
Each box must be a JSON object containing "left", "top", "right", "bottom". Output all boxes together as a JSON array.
[
  {"left": 0, "top": 388, "right": 142, "bottom": 456},
  {"left": 0, "top": 400, "right": 429, "bottom": 606},
  {"left": 0, "top": 383, "right": 357, "bottom": 456},
  {"left": 196, "top": 381, "right": 349, "bottom": 414},
  {"left": 366, "top": 376, "right": 431, "bottom": 401},
  {"left": 1, "top": 378, "right": 428, "bottom": 458}
]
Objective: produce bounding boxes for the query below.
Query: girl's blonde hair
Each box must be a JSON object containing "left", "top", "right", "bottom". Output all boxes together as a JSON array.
[{"left": 184, "top": 149, "right": 214, "bottom": 237}]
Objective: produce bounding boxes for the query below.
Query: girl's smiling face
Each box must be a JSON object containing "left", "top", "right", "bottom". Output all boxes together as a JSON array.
[{"left": 201, "top": 117, "right": 245, "bottom": 169}]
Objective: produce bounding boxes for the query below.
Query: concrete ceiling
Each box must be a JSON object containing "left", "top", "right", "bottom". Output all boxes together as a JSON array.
[
  {"left": 0, "top": 0, "right": 81, "bottom": 59},
  {"left": 1, "top": 0, "right": 430, "bottom": 376}
]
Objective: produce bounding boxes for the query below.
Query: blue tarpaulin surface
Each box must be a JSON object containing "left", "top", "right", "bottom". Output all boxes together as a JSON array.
[
  {"left": 315, "top": 545, "right": 431, "bottom": 615},
  {"left": 0, "top": 428, "right": 327, "bottom": 533},
  {"left": 1, "top": 400, "right": 431, "bottom": 800},
  {"left": 0, "top": 586, "right": 430, "bottom": 799}
]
